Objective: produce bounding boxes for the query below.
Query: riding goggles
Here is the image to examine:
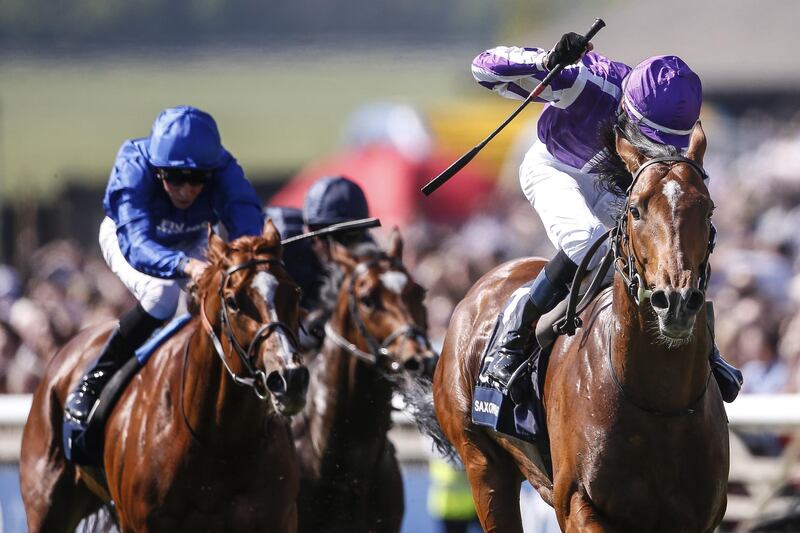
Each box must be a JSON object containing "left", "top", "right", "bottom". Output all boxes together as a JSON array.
[{"left": 156, "top": 167, "right": 213, "bottom": 186}]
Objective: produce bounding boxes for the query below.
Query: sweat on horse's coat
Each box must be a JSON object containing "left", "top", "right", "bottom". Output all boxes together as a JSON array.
[
  {"left": 434, "top": 123, "right": 729, "bottom": 533},
  {"left": 20, "top": 221, "right": 308, "bottom": 533}
]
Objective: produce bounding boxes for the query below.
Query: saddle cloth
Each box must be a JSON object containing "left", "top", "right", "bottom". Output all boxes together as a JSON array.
[
  {"left": 471, "top": 282, "right": 613, "bottom": 477},
  {"left": 63, "top": 313, "right": 193, "bottom": 465}
]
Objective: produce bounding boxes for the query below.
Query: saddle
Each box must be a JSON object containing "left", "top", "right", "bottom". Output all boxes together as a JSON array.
[
  {"left": 63, "top": 314, "right": 193, "bottom": 465},
  {"left": 472, "top": 234, "right": 614, "bottom": 475}
]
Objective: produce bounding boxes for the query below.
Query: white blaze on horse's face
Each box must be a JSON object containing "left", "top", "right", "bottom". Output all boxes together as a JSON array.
[
  {"left": 380, "top": 271, "right": 408, "bottom": 295},
  {"left": 252, "top": 271, "right": 278, "bottom": 313},
  {"left": 251, "top": 271, "right": 295, "bottom": 357},
  {"left": 662, "top": 180, "right": 683, "bottom": 222}
]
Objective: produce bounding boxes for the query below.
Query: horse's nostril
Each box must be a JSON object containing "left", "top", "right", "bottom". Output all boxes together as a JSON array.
[
  {"left": 403, "top": 357, "right": 423, "bottom": 375},
  {"left": 266, "top": 371, "right": 287, "bottom": 395},
  {"left": 685, "top": 290, "right": 705, "bottom": 314},
  {"left": 650, "top": 290, "right": 669, "bottom": 311}
]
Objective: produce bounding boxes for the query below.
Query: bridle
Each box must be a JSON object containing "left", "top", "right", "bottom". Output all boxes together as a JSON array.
[
  {"left": 323, "top": 259, "right": 433, "bottom": 381},
  {"left": 607, "top": 155, "right": 716, "bottom": 416},
  {"left": 611, "top": 155, "right": 716, "bottom": 307},
  {"left": 200, "top": 258, "right": 300, "bottom": 400}
]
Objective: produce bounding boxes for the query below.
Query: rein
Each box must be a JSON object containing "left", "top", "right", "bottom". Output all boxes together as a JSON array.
[
  {"left": 200, "top": 258, "right": 299, "bottom": 400},
  {"left": 612, "top": 156, "right": 716, "bottom": 306},
  {"left": 324, "top": 260, "right": 432, "bottom": 381}
]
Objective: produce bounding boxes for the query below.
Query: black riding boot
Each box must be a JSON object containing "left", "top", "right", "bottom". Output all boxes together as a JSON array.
[
  {"left": 484, "top": 251, "right": 577, "bottom": 392},
  {"left": 64, "top": 304, "right": 163, "bottom": 426},
  {"left": 706, "top": 302, "right": 743, "bottom": 403}
]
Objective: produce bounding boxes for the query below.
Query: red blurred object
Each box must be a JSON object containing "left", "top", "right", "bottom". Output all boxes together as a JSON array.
[{"left": 267, "top": 145, "right": 495, "bottom": 228}]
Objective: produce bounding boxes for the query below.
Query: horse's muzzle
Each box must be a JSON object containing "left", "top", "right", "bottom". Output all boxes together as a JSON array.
[
  {"left": 267, "top": 364, "right": 309, "bottom": 416},
  {"left": 650, "top": 286, "right": 704, "bottom": 340}
]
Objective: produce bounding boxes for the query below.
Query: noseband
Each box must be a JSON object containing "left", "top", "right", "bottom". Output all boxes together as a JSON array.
[
  {"left": 200, "top": 258, "right": 300, "bottom": 400},
  {"left": 611, "top": 156, "right": 716, "bottom": 306},
  {"left": 324, "top": 260, "right": 432, "bottom": 381}
]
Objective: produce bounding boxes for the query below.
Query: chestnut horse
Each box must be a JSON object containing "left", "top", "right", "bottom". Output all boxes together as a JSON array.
[
  {"left": 434, "top": 124, "right": 729, "bottom": 532},
  {"left": 21, "top": 220, "right": 309, "bottom": 532},
  {"left": 292, "top": 230, "right": 437, "bottom": 533}
]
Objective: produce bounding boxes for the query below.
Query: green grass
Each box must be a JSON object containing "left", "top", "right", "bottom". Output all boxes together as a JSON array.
[{"left": 0, "top": 49, "right": 475, "bottom": 199}]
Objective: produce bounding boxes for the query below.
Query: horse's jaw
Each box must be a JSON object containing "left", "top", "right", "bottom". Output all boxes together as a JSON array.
[{"left": 652, "top": 316, "right": 698, "bottom": 349}]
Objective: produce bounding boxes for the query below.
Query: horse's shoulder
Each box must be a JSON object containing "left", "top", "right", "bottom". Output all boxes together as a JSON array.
[{"left": 465, "top": 257, "right": 547, "bottom": 299}]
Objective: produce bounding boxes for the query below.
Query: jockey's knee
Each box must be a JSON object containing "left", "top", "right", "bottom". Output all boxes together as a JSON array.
[
  {"left": 138, "top": 282, "right": 181, "bottom": 321},
  {"left": 559, "top": 225, "right": 608, "bottom": 270}
]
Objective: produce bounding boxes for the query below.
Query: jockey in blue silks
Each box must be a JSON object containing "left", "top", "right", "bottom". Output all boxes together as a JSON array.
[
  {"left": 473, "top": 33, "right": 743, "bottom": 402},
  {"left": 64, "top": 106, "right": 265, "bottom": 427},
  {"left": 269, "top": 175, "right": 372, "bottom": 351}
]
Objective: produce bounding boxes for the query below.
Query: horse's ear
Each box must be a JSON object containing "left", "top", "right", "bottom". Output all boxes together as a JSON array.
[
  {"left": 615, "top": 129, "right": 646, "bottom": 174},
  {"left": 330, "top": 239, "right": 357, "bottom": 270},
  {"left": 388, "top": 227, "right": 403, "bottom": 261},
  {"left": 685, "top": 121, "right": 707, "bottom": 167},
  {"left": 262, "top": 218, "right": 281, "bottom": 245},
  {"left": 207, "top": 225, "right": 227, "bottom": 263}
]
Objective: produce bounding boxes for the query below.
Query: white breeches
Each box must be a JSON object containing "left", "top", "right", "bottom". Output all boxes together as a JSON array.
[
  {"left": 519, "top": 140, "right": 621, "bottom": 268},
  {"left": 99, "top": 217, "right": 205, "bottom": 320}
]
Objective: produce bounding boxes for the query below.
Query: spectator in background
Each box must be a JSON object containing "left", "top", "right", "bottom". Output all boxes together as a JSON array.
[{"left": 427, "top": 458, "right": 480, "bottom": 533}]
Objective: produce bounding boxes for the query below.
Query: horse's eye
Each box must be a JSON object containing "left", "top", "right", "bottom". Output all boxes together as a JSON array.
[
  {"left": 359, "top": 295, "right": 375, "bottom": 310},
  {"left": 225, "top": 296, "right": 239, "bottom": 311},
  {"left": 630, "top": 206, "right": 641, "bottom": 220}
]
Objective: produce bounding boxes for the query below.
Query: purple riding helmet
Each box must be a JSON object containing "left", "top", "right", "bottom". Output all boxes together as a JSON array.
[{"left": 622, "top": 55, "right": 702, "bottom": 149}]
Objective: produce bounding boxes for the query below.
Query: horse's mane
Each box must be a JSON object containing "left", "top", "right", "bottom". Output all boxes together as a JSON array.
[
  {"left": 591, "top": 111, "right": 681, "bottom": 200},
  {"left": 187, "top": 232, "right": 282, "bottom": 315}
]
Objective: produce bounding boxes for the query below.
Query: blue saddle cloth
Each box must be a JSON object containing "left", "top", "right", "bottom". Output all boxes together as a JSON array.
[
  {"left": 472, "top": 344, "right": 552, "bottom": 442},
  {"left": 135, "top": 313, "right": 193, "bottom": 365},
  {"left": 63, "top": 313, "right": 193, "bottom": 465},
  {"left": 471, "top": 321, "right": 554, "bottom": 474}
]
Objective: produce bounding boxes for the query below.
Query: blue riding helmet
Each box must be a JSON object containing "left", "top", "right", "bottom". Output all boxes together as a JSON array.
[
  {"left": 264, "top": 206, "right": 323, "bottom": 308},
  {"left": 302, "top": 176, "right": 369, "bottom": 230},
  {"left": 146, "top": 106, "right": 225, "bottom": 169}
]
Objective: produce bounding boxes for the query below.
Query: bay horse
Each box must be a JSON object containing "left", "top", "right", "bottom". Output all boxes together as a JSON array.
[
  {"left": 291, "top": 230, "right": 437, "bottom": 533},
  {"left": 20, "top": 220, "right": 310, "bottom": 532},
  {"left": 434, "top": 123, "right": 729, "bottom": 532}
]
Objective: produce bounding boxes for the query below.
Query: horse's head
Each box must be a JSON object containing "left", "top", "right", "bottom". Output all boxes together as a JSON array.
[
  {"left": 326, "top": 228, "right": 437, "bottom": 380},
  {"left": 196, "top": 219, "right": 309, "bottom": 415},
  {"left": 614, "top": 122, "right": 715, "bottom": 344}
]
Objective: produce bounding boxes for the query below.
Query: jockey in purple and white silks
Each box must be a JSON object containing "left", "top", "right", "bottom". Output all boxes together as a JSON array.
[
  {"left": 64, "top": 106, "right": 265, "bottom": 427},
  {"left": 473, "top": 33, "right": 742, "bottom": 402}
]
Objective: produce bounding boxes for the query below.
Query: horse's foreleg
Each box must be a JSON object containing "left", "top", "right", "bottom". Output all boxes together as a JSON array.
[
  {"left": 461, "top": 436, "right": 524, "bottom": 533},
  {"left": 374, "top": 446, "right": 404, "bottom": 533},
  {"left": 562, "top": 491, "right": 615, "bottom": 533}
]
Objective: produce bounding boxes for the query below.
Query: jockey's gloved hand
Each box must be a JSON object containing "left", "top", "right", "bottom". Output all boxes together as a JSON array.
[{"left": 546, "top": 32, "right": 591, "bottom": 70}]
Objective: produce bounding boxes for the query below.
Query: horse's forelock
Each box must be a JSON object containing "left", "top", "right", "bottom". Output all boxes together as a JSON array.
[{"left": 592, "top": 112, "right": 681, "bottom": 199}]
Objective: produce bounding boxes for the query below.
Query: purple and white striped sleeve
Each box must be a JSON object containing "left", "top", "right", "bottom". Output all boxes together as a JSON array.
[{"left": 471, "top": 46, "right": 581, "bottom": 103}]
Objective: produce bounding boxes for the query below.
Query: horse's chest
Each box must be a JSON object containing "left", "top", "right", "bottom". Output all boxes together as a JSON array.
[{"left": 580, "top": 430, "right": 725, "bottom": 532}]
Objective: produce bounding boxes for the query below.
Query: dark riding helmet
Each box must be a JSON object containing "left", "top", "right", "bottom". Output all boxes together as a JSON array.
[
  {"left": 302, "top": 176, "right": 369, "bottom": 231},
  {"left": 146, "top": 106, "right": 225, "bottom": 169},
  {"left": 264, "top": 206, "right": 322, "bottom": 308}
]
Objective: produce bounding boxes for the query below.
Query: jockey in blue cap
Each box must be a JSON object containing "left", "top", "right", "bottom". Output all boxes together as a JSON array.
[
  {"left": 64, "top": 105, "right": 264, "bottom": 427},
  {"left": 269, "top": 176, "right": 371, "bottom": 351},
  {"left": 263, "top": 206, "right": 321, "bottom": 311},
  {"left": 472, "top": 33, "right": 742, "bottom": 402},
  {"left": 302, "top": 174, "right": 372, "bottom": 261}
]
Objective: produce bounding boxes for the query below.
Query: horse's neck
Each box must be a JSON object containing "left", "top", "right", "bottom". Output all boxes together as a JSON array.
[
  {"left": 610, "top": 277, "right": 711, "bottom": 411},
  {"left": 310, "top": 312, "right": 394, "bottom": 461},
  {"left": 180, "top": 321, "right": 269, "bottom": 445}
]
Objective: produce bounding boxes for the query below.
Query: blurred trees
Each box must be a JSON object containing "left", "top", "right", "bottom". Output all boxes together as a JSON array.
[{"left": 0, "top": 0, "right": 500, "bottom": 49}]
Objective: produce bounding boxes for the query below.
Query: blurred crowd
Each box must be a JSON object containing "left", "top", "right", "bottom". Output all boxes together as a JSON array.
[
  {"left": 1, "top": 107, "right": 799, "bottom": 404},
  {"left": 0, "top": 243, "right": 134, "bottom": 393}
]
